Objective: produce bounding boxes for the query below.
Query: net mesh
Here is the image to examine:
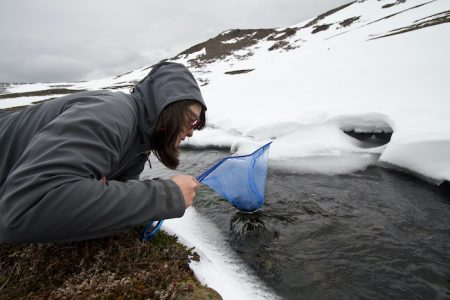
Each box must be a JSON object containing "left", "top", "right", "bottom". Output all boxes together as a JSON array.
[{"left": 197, "top": 143, "right": 271, "bottom": 212}]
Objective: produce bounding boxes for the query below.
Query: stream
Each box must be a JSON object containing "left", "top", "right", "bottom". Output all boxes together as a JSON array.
[{"left": 144, "top": 148, "right": 450, "bottom": 299}]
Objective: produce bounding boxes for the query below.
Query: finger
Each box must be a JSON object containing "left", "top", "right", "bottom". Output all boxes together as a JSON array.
[{"left": 192, "top": 177, "right": 200, "bottom": 188}]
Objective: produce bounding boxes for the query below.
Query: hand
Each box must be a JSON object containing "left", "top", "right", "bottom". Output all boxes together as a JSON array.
[{"left": 170, "top": 174, "right": 199, "bottom": 208}]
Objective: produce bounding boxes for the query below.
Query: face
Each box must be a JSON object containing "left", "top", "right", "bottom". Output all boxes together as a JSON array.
[{"left": 177, "top": 103, "right": 202, "bottom": 146}]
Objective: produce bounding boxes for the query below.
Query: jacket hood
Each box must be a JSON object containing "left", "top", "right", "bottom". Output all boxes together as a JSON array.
[{"left": 130, "top": 62, "right": 206, "bottom": 145}]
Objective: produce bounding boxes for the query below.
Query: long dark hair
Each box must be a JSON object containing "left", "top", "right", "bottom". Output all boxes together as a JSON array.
[{"left": 150, "top": 100, "right": 206, "bottom": 169}]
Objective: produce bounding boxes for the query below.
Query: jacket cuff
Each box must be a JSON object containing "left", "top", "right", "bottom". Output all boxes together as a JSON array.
[{"left": 159, "top": 179, "right": 186, "bottom": 218}]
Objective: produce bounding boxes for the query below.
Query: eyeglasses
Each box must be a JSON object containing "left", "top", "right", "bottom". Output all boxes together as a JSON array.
[{"left": 190, "top": 114, "right": 201, "bottom": 130}]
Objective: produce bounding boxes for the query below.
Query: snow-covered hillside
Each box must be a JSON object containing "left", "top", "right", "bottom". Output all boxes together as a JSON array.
[
  {"left": 2, "top": 0, "right": 449, "bottom": 185},
  {"left": 2, "top": 1, "right": 449, "bottom": 298}
]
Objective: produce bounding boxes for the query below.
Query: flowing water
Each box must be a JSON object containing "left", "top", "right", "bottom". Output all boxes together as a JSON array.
[{"left": 147, "top": 148, "right": 450, "bottom": 300}]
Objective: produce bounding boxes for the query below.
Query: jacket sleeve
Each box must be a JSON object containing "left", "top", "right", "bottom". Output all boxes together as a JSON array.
[{"left": 0, "top": 99, "right": 185, "bottom": 244}]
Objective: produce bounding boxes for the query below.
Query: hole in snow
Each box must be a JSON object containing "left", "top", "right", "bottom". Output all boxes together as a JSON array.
[
  {"left": 343, "top": 130, "right": 392, "bottom": 148},
  {"left": 438, "top": 181, "right": 450, "bottom": 201},
  {"left": 328, "top": 113, "right": 394, "bottom": 148}
]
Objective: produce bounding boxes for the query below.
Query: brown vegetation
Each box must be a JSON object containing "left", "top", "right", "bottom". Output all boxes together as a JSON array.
[
  {"left": 173, "top": 27, "right": 299, "bottom": 68},
  {"left": 0, "top": 228, "right": 221, "bottom": 299}
]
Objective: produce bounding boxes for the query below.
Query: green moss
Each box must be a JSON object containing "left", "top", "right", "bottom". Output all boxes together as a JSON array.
[{"left": 0, "top": 228, "right": 221, "bottom": 299}]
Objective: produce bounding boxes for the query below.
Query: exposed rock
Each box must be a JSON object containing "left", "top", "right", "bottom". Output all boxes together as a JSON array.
[
  {"left": 339, "top": 16, "right": 361, "bottom": 27},
  {"left": 312, "top": 23, "right": 333, "bottom": 34},
  {"left": 174, "top": 27, "right": 300, "bottom": 68},
  {"left": 0, "top": 88, "right": 85, "bottom": 99},
  {"left": 224, "top": 69, "right": 255, "bottom": 75},
  {"left": 366, "top": 0, "right": 434, "bottom": 26},
  {"left": 369, "top": 10, "right": 450, "bottom": 40},
  {"left": 382, "top": 0, "right": 407, "bottom": 9},
  {"left": 301, "top": 2, "right": 356, "bottom": 28}
]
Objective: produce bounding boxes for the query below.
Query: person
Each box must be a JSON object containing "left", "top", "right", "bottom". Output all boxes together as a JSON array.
[{"left": 0, "top": 62, "right": 207, "bottom": 244}]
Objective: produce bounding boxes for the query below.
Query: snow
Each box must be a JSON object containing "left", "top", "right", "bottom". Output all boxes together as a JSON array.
[
  {"left": 2, "top": 0, "right": 449, "bottom": 298},
  {"left": 0, "top": 95, "right": 68, "bottom": 109},
  {"left": 162, "top": 208, "right": 279, "bottom": 300},
  {"left": 180, "top": 0, "right": 450, "bottom": 184},
  {"left": 178, "top": 47, "right": 207, "bottom": 62},
  {"left": 221, "top": 37, "right": 245, "bottom": 44}
]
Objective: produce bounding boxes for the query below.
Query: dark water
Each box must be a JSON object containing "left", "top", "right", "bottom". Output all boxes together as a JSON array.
[{"left": 149, "top": 148, "right": 450, "bottom": 300}]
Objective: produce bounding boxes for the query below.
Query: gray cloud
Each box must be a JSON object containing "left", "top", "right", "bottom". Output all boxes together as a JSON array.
[{"left": 0, "top": 0, "right": 349, "bottom": 83}]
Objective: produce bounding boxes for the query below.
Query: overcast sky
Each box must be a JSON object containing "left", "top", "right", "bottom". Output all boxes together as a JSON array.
[{"left": 0, "top": 0, "right": 349, "bottom": 83}]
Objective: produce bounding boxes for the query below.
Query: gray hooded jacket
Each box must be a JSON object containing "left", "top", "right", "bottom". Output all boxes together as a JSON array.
[{"left": 0, "top": 62, "right": 206, "bottom": 244}]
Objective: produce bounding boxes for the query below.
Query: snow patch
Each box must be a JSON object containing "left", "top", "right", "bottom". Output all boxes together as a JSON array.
[{"left": 162, "top": 208, "right": 279, "bottom": 300}]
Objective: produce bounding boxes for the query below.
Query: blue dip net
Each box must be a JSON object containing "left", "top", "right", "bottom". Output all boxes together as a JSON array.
[
  {"left": 143, "top": 142, "right": 271, "bottom": 241},
  {"left": 197, "top": 142, "right": 272, "bottom": 212}
]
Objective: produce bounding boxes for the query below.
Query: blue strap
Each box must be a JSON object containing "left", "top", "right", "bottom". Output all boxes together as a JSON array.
[{"left": 142, "top": 220, "right": 164, "bottom": 241}]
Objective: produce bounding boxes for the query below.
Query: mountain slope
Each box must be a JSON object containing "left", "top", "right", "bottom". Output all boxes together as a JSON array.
[{"left": 1, "top": 0, "right": 449, "bottom": 184}]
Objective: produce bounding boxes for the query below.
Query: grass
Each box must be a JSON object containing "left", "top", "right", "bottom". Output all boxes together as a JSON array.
[{"left": 0, "top": 228, "right": 222, "bottom": 299}]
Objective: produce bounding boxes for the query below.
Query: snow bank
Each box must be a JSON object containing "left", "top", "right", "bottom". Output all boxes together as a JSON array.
[
  {"left": 180, "top": 0, "right": 450, "bottom": 183},
  {"left": 162, "top": 208, "right": 279, "bottom": 300}
]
